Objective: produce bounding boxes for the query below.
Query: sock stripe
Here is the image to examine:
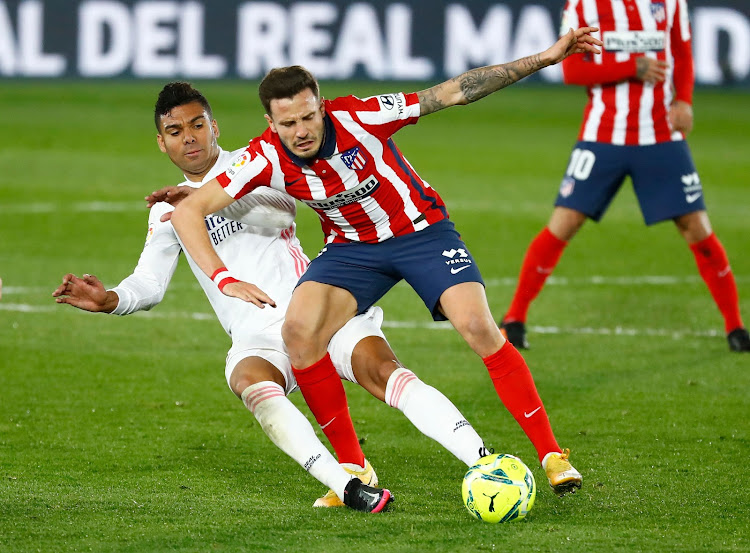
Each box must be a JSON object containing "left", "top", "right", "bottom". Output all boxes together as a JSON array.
[
  {"left": 241, "top": 383, "right": 285, "bottom": 413},
  {"left": 387, "top": 369, "right": 417, "bottom": 408}
]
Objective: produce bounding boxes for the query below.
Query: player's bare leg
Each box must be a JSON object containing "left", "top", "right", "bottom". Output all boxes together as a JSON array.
[
  {"left": 230, "top": 356, "right": 392, "bottom": 512},
  {"left": 281, "top": 283, "right": 368, "bottom": 465},
  {"left": 439, "top": 282, "right": 582, "bottom": 495},
  {"left": 501, "top": 207, "right": 586, "bottom": 349},
  {"left": 675, "top": 210, "right": 749, "bottom": 352}
]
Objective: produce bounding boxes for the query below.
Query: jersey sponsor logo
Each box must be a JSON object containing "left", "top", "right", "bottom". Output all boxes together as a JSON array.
[
  {"left": 443, "top": 248, "right": 473, "bottom": 273},
  {"left": 603, "top": 31, "right": 665, "bottom": 53},
  {"left": 301, "top": 176, "right": 380, "bottom": 211},
  {"left": 681, "top": 173, "right": 702, "bottom": 204},
  {"left": 442, "top": 248, "right": 468, "bottom": 259},
  {"left": 380, "top": 94, "right": 395, "bottom": 109},
  {"left": 379, "top": 93, "right": 404, "bottom": 117},
  {"left": 204, "top": 214, "right": 245, "bottom": 246},
  {"left": 340, "top": 146, "right": 367, "bottom": 171},
  {"left": 650, "top": 1, "right": 666, "bottom": 23},
  {"left": 681, "top": 172, "right": 700, "bottom": 188}
]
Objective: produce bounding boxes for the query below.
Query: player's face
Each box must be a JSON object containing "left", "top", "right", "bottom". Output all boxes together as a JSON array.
[
  {"left": 157, "top": 101, "right": 220, "bottom": 181},
  {"left": 265, "top": 88, "right": 325, "bottom": 160}
]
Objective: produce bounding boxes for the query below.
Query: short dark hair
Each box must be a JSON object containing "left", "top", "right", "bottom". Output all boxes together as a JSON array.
[
  {"left": 258, "top": 66, "right": 319, "bottom": 116},
  {"left": 154, "top": 81, "right": 213, "bottom": 131}
]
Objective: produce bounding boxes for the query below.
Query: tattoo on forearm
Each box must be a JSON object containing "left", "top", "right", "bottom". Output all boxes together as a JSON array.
[
  {"left": 460, "top": 54, "right": 545, "bottom": 103},
  {"left": 418, "top": 53, "right": 547, "bottom": 116},
  {"left": 418, "top": 88, "right": 445, "bottom": 115}
]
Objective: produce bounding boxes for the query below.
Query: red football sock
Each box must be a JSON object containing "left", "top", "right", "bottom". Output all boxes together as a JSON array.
[
  {"left": 504, "top": 227, "right": 567, "bottom": 323},
  {"left": 689, "top": 233, "right": 744, "bottom": 333},
  {"left": 483, "top": 342, "right": 560, "bottom": 463},
  {"left": 293, "top": 353, "right": 365, "bottom": 467}
]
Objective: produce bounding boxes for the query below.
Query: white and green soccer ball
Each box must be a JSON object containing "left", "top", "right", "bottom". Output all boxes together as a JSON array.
[{"left": 462, "top": 453, "right": 536, "bottom": 523}]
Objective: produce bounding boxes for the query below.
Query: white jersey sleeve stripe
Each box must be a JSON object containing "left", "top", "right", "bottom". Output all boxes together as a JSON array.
[{"left": 333, "top": 110, "right": 424, "bottom": 226}]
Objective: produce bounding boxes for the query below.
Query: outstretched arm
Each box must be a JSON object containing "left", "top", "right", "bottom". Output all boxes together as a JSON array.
[
  {"left": 417, "top": 26, "right": 601, "bottom": 116},
  {"left": 52, "top": 274, "right": 119, "bottom": 312}
]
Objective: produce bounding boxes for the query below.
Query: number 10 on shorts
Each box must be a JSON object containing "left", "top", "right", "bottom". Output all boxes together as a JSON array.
[{"left": 565, "top": 148, "right": 596, "bottom": 181}]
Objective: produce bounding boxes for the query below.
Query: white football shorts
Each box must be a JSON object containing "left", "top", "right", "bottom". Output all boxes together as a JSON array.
[{"left": 225, "top": 306, "right": 387, "bottom": 394}]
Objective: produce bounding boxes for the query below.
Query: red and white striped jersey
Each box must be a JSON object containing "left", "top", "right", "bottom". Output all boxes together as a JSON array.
[
  {"left": 560, "top": 0, "right": 694, "bottom": 145},
  {"left": 217, "top": 93, "right": 449, "bottom": 244}
]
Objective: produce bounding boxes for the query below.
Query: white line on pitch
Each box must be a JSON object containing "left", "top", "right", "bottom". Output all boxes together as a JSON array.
[
  {"left": 0, "top": 201, "right": 145, "bottom": 214},
  {"left": 0, "top": 302, "right": 725, "bottom": 339},
  {"left": 5, "top": 274, "right": 749, "bottom": 297}
]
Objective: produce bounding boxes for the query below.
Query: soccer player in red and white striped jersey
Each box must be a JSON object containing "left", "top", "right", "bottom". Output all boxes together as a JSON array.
[
  {"left": 501, "top": 0, "right": 750, "bottom": 353},
  {"left": 165, "top": 28, "right": 603, "bottom": 496}
]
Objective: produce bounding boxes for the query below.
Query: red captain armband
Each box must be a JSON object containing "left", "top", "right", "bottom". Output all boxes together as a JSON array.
[{"left": 210, "top": 266, "right": 240, "bottom": 293}]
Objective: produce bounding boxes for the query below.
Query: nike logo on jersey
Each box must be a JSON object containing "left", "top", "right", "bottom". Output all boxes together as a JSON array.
[
  {"left": 686, "top": 192, "right": 702, "bottom": 203},
  {"left": 451, "top": 265, "right": 471, "bottom": 275},
  {"left": 524, "top": 407, "right": 542, "bottom": 418},
  {"left": 284, "top": 177, "right": 303, "bottom": 187}
]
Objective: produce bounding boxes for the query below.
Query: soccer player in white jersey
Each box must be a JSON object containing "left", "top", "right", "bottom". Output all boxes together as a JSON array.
[
  {"left": 499, "top": 0, "right": 749, "bottom": 353},
  {"left": 151, "top": 29, "right": 603, "bottom": 496},
  {"left": 54, "top": 82, "right": 506, "bottom": 513}
]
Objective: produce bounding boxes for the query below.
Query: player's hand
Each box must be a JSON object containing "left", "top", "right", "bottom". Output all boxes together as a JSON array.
[
  {"left": 635, "top": 57, "right": 669, "bottom": 84},
  {"left": 222, "top": 280, "right": 277, "bottom": 309},
  {"left": 669, "top": 100, "right": 694, "bottom": 135},
  {"left": 545, "top": 27, "right": 602, "bottom": 64},
  {"left": 52, "top": 273, "right": 117, "bottom": 312},
  {"left": 145, "top": 186, "right": 194, "bottom": 208}
]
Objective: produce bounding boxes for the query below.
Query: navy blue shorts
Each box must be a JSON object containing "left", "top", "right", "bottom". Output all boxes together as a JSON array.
[
  {"left": 297, "top": 219, "right": 484, "bottom": 321},
  {"left": 554, "top": 140, "right": 705, "bottom": 225}
]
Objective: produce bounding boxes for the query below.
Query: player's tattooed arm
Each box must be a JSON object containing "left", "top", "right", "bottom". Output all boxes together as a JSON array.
[
  {"left": 417, "top": 26, "right": 601, "bottom": 116},
  {"left": 417, "top": 56, "right": 544, "bottom": 116}
]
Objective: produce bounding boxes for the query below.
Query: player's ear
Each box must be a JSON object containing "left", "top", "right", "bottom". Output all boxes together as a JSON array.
[
  {"left": 212, "top": 119, "right": 220, "bottom": 139},
  {"left": 264, "top": 113, "right": 277, "bottom": 134},
  {"left": 156, "top": 133, "right": 167, "bottom": 153},
  {"left": 320, "top": 97, "right": 326, "bottom": 117}
]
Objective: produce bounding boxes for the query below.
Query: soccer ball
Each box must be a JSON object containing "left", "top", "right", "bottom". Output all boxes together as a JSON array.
[{"left": 462, "top": 453, "right": 536, "bottom": 523}]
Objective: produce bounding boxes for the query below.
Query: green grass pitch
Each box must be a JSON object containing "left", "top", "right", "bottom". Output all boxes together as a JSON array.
[{"left": 0, "top": 81, "right": 748, "bottom": 552}]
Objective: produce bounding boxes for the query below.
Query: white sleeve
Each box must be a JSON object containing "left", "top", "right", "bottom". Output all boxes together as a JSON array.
[
  {"left": 110, "top": 203, "right": 182, "bottom": 315},
  {"left": 214, "top": 187, "right": 296, "bottom": 229}
]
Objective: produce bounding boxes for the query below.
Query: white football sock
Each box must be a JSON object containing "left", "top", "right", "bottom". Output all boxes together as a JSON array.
[
  {"left": 242, "top": 382, "right": 351, "bottom": 500},
  {"left": 385, "top": 368, "right": 485, "bottom": 466}
]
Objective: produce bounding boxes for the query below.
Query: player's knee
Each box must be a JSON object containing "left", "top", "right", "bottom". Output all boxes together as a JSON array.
[
  {"left": 281, "top": 316, "right": 321, "bottom": 354},
  {"left": 454, "top": 313, "right": 502, "bottom": 353}
]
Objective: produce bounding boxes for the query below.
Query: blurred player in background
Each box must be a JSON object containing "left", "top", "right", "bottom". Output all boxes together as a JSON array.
[
  {"left": 500, "top": 0, "right": 750, "bottom": 353},
  {"left": 153, "top": 28, "right": 603, "bottom": 496},
  {"left": 54, "top": 82, "right": 499, "bottom": 512}
]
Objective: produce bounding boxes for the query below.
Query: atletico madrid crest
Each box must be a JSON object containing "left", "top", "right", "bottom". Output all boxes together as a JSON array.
[
  {"left": 341, "top": 146, "right": 367, "bottom": 170},
  {"left": 650, "top": 1, "right": 666, "bottom": 23}
]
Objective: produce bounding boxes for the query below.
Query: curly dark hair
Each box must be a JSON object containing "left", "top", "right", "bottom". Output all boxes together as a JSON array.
[{"left": 154, "top": 81, "right": 213, "bottom": 131}]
